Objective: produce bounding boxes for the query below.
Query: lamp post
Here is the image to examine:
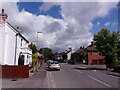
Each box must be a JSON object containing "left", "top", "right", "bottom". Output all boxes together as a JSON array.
[{"left": 36, "top": 32, "right": 42, "bottom": 71}]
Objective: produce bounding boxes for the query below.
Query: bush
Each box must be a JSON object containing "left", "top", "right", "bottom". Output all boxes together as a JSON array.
[
  {"left": 38, "top": 56, "right": 44, "bottom": 60},
  {"left": 112, "top": 60, "right": 120, "bottom": 66}
]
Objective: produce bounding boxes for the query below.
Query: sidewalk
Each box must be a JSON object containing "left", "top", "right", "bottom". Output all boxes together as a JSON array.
[
  {"left": 77, "top": 65, "right": 120, "bottom": 77},
  {"left": 100, "top": 70, "right": 120, "bottom": 77},
  {"left": 2, "top": 63, "right": 48, "bottom": 88}
]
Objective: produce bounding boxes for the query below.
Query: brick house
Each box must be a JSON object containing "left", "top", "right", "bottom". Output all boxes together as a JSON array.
[
  {"left": 86, "top": 43, "right": 105, "bottom": 65},
  {"left": 71, "top": 43, "right": 105, "bottom": 65}
]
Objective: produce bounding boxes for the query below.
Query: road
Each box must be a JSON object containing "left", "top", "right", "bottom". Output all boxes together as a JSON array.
[
  {"left": 47, "top": 63, "right": 119, "bottom": 88},
  {"left": 2, "top": 63, "right": 119, "bottom": 89}
]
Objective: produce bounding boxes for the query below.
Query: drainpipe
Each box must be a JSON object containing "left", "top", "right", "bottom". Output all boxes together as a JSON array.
[
  {"left": 14, "top": 33, "right": 18, "bottom": 65},
  {"left": 12, "top": 33, "right": 18, "bottom": 81}
]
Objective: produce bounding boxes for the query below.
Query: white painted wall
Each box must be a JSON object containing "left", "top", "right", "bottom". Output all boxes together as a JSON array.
[
  {"left": 0, "top": 22, "right": 32, "bottom": 65},
  {"left": 0, "top": 24, "right": 6, "bottom": 65},
  {"left": 4, "top": 23, "right": 17, "bottom": 65},
  {"left": 67, "top": 50, "right": 75, "bottom": 60},
  {"left": 20, "top": 47, "right": 32, "bottom": 65}
]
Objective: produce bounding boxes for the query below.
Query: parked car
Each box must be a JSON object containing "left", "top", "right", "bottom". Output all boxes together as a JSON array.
[
  {"left": 68, "top": 60, "right": 75, "bottom": 65},
  {"left": 46, "top": 61, "right": 60, "bottom": 71},
  {"left": 47, "top": 60, "right": 53, "bottom": 64},
  {"left": 59, "top": 59, "right": 66, "bottom": 63}
]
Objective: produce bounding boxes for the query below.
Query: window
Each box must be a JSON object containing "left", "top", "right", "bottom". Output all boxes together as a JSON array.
[{"left": 21, "top": 39, "right": 23, "bottom": 47}]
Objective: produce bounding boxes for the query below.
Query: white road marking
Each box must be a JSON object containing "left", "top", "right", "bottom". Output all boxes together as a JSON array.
[
  {"left": 47, "top": 72, "right": 50, "bottom": 89},
  {"left": 49, "top": 72, "right": 56, "bottom": 88},
  {"left": 78, "top": 67, "right": 86, "bottom": 69},
  {"left": 74, "top": 70, "right": 83, "bottom": 74},
  {"left": 88, "top": 75, "right": 112, "bottom": 87}
]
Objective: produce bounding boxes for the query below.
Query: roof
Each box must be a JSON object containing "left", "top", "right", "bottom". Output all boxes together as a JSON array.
[
  {"left": 54, "top": 54, "right": 62, "bottom": 57},
  {"left": 71, "top": 48, "right": 85, "bottom": 55},
  {"left": 66, "top": 50, "right": 71, "bottom": 54},
  {"left": 86, "top": 44, "right": 98, "bottom": 52},
  {"left": 17, "top": 33, "right": 29, "bottom": 43},
  {"left": 0, "top": 13, "right": 8, "bottom": 17}
]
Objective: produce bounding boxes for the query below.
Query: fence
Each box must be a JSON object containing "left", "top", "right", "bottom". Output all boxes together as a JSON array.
[{"left": 2, "top": 65, "right": 29, "bottom": 78}]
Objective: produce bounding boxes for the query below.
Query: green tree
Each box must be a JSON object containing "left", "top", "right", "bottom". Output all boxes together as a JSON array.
[
  {"left": 38, "top": 48, "right": 53, "bottom": 60},
  {"left": 62, "top": 52, "right": 67, "bottom": 60},
  {"left": 79, "top": 50, "right": 87, "bottom": 63},
  {"left": 117, "top": 31, "right": 120, "bottom": 60},
  {"left": 94, "top": 28, "right": 119, "bottom": 68},
  {"left": 29, "top": 43, "right": 37, "bottom": 54}
]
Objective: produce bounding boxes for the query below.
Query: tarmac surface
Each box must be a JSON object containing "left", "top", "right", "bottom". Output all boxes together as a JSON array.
[{"left": 2, "top": 63, "right": 120, "bottom": 89}]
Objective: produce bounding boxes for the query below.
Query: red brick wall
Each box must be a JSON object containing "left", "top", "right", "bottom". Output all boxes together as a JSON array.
[
  {"left": 2, "top": 65, "right": 29, "bottom": 78},
  {"left": 88, "top": 52, "right": 105, "bottom": 65}
]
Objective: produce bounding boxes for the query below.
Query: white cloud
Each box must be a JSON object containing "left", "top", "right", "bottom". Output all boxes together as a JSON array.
[
  {"left": 97, "top": 21, "right": 100, "bottom": 26},
  {"left": 39, "top": 2, "right": 59, "bottom": 12},
  {"left": 0, "top": 2, "right": 118, "bottom": 52},
  {"left": 104, "top": 22, "right": 111, "bottom": 26}
]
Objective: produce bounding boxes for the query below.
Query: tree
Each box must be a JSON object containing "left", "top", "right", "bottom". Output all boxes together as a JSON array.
[
  {"left": 79, "top": 50, "right": 87, "bottom": 63},
  {"left": 117, "top": 30, "right": 120, "bottom": 60},
  {"left": 62, "top": 52, "right": 67, "bottom": 60},
  {"left": 32, "top": 53, "right": 37, "bottom": 65},
  {"left": 29, "top": 43, "right": 37, "bottom": 54},
  {"left": 38, "top": 48, "right": 53, "bottom": 60},
  {"left": 94, "top": 28, "right": 119, "bottom": 68}
]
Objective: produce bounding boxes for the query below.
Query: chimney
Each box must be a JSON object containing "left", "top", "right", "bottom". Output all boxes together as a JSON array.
[
  {"left": 16, "top": 27, "right": 21, "bottom": 33},
  {"left": 91, "top": 42, "right": 94, "bottom": 45},
  {"left": 0, "top": 9, "right": 8, "bottom": 24},
  {"left": 2, "top": 9, "right": 4, "bottom": 15},
  {"left": 17, "top": 27, "right": 19, "bottom": 30},
  {"left": 80, "top": 46, "right": 82, "bottom": 49}
]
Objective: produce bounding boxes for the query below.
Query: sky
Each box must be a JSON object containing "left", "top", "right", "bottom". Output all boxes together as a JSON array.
[{"left": 0, "top": 0, "right": 119, "bottom": 52}]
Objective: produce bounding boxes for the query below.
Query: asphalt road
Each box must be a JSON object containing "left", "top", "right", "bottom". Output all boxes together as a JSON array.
[
  {"left": 2, "top": 63, "right": 119, "bottom": 89},
  {"left": 47, "top": 63, "right": 119, "bottom": 88}
]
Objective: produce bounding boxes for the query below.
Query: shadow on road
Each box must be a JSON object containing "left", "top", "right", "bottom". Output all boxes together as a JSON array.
[{"left": 46, "top": 69, "right": 60, "bottom": 72}]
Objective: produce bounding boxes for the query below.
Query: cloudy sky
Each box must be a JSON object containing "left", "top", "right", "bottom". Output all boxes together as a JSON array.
[{"left": 0, "top": 0, "right": 119, "bottom": 52}]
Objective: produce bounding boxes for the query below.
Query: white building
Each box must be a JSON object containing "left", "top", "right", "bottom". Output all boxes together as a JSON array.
[
  {"left": 67, "top": 49, "right": 75, "bottom": 60},
  {"left": 0, "top": 9, "right": 32, "bottom": 65}
]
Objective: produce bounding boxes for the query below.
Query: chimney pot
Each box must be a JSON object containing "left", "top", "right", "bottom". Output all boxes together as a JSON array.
[
  {"left": 17, "top": 27, "right": 19, "bottom": 30},
  {"left": 2, "top": 9, "right": 4, "bottom": 15},
  {"left": 80, "top": 47, "right": 82, "bottom": 49}
]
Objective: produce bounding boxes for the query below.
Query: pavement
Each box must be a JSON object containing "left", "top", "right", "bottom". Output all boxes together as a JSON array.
[{"left": 2, "top": 64, "right": 49, "bottom": 88}]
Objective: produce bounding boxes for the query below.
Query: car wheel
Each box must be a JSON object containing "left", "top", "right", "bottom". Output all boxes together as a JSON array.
[{"left": 46, "top": 68, "right": 49, "bottom": 71}]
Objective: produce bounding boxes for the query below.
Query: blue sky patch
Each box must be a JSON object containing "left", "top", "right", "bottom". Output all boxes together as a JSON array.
[
  {"left": 17, "top": 2, "right": 62, "bottom": 19},
  {"left": 90, "top": 7, "right": 118, "bottom": 34}
]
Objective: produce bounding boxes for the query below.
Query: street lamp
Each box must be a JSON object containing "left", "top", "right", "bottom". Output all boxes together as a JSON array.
[{"left": 36, "top": 32, "right": 42, "bottom": 71}]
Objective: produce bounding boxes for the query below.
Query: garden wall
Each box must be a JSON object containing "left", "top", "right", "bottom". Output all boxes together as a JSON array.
[{"left": 2, "top": 65, "right": 29, "bottom": 78}]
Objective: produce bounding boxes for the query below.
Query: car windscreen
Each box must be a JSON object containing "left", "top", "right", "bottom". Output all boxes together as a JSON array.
[{"left": 50, "top": 62, "right": 59, "bottom": 64}]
